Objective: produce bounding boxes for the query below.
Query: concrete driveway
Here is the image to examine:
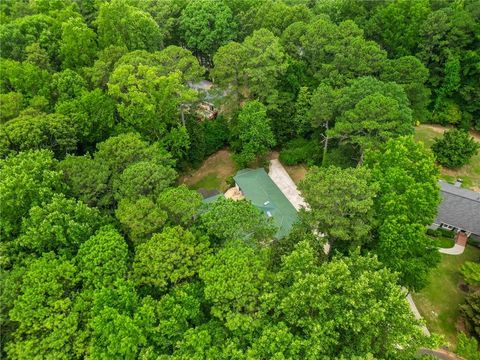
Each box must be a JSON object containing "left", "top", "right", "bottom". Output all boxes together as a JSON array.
[{"left": 268, "top": 159, "right": 308, "bottom": 211}]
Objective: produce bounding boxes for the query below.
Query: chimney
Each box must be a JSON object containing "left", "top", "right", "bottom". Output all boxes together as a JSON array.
[{"left": 454, "top": 179, "right": 463, "bottom": 188}]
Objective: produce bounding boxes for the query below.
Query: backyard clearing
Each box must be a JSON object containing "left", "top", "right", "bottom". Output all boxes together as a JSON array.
[
  {"left": 180, "top": 149, "right": 236, "bottom": 192},
  {"left": 412, "top": 245, "right": 480, "bottom": 348},
  {"left": 414, "top": 124, "right": 480, "bottom": 191}
]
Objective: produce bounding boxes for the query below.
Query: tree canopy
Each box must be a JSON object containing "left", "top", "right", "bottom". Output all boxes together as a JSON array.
[{"left": 2, "top": 0, "right": 476, "bottom": 357}]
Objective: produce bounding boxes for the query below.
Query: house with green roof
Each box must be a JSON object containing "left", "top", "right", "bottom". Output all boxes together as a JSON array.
[{"left": 233, "top": 168, "right": 298, "bottom": 238}]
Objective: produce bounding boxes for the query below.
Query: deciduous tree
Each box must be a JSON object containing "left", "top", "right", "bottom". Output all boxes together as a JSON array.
[
  {"left": 179, "top": 0, "right": 236, "bottom": 65},
  {"left": 299, "top": 166, "right": 377, "bottom": 252},
  {"left": 432, "top": 129, "right": 479, "bottom": 168},
  {"left": 200, "top": 197, "right": 276, "bottom": 244},
  {"left": 116, "top": 197, "right": 167, "bottom": 245},
  {"left": 76, "top": 226, "right": 128, "bottom": 289},
  {"left": 233, "top": 100, "right": 276, "bottom": 166},
  {"left": 157, "top": 185, "right": 203, "bottom": 227},
  {"left": 0, "top": 150, "right": 63, "bottom": 240},
  {"left": 133, "top": 226, "right": 210, "bottom": 291},
  {"left": 96, "top": 0, "right": 163, "bottom": 51}
]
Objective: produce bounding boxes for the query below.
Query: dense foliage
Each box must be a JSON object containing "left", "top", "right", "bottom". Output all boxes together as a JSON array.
[
  {"left": 432, "top": 129, "right": 479, "bottom": 168},
  {"left": 2, "top": 0, "right": 478, "bottom": 357}
]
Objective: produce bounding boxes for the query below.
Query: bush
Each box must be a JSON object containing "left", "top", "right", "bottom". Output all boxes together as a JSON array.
[
  {"left": 432, "top": 129, "right": 479, "bottom": 168},
  {"left": 323, "top": 144, "right": 358, "bottom": 168},
  {"left": 203, "top": 116, "right": 229, "bottom": 156},
  {"left": 426, "top": 228, "right": 454, "bottom": 238},
  {"left": 279, "top": 138, "right": 320, "bottom": 166}
]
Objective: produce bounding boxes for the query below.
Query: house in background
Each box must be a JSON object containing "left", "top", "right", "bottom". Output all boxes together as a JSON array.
[
  {"left": 188, "top": 80, "right": 220, "bottom": 120},
  {"left": 431, "top": 180, "right": 480, "bottom": 238}
]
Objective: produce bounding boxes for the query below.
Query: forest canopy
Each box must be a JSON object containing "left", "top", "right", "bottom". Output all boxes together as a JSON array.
[{"left": 1, "top": 0, "right": 479, "bottom": 358}]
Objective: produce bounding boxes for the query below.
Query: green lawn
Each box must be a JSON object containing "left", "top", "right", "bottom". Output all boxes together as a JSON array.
[
  {"left": 414, "top": 125, "right": 480, "bottom": 190},
  {"left": 431, "top": 236, "right": 455, "bottom": 249},
  {"left": 189, "top": 172, "right": 221, "bottom": 190},
  {"left": 412, "top": 245, "right": 480, "bottom": 348},
  {"left": 180, "top": 149, "right": 237, "bottom": 192}
]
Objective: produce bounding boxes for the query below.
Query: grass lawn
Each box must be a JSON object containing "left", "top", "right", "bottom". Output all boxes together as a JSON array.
[
  {"left": 431, "top": 236, "right": 455, "bottom": 248},
  {"left": 412, "top": 245, "right": 480, "bottom": 348},
  {"left": 180, "top": 149, "right": 237, "bottom": 192},
  {"left": 414, "top": 124, "right": 480, "bottom": 191}
]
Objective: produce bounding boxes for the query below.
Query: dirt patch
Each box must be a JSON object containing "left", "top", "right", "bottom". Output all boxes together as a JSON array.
[
  {"left": 418, "top": 124, "right": 480, "bottom": 142},
  {"left": 224, "top": 187, "right": 244, "bottom": 200},
  {"left": 180, "top": 149, "right": 236, "bottom": 192},
  {"left": 284, "top": 164, "right": 308, "bottom": 184}
]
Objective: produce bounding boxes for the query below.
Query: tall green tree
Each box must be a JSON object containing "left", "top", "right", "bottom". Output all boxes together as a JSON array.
[
  {"left": 115, "top": 197, "right": 167, "bottom": 246},
  {"left": 55, "top": 89, "right": 116, "bottom": 147},
  {"left": 367, "top": 0, "right": 431, "bottom": 57},
  {"left": 213, "top": 29, "right": 287, "bottom": 109},
  {"left": 0, "top": 150, "right": 63, "bottom": 241},
  {"left": 6, "top": 253, "right": 79, "bottom": 359},
  {"left": 108, "top": 56, "right": 197, "bottom": 141},
  {"left": 329, "top": 77, "right": 414, "bottom": 161},
  {"left": 366, "top": 137, "right": 440, "bottom": 290},
  {"left": 309, "top": 83, "right": 339, "bottom": 165},
  {"left": 16, "top": 194, "right": 106, "bottom": 258},
  {"left": 233, "top": 100, "right": 276, "bottom": 166},
  {"left": 299, "top": 166, "right": 378, "bottom": 252},
  {"left": 96, "top": 0, "right": 163, "bottom": 51},
  {"left": 179, "top": 0, "right": 236, "bottom": 66},
  {"left": 157, "top": 185, "right": 203, "bottom": 227},
  {"left": 380, "top": 56, "right": 431, "bottom": 122},
  {"left": 270, "top": 242, "right": 427, "bottom": 358},
  {"left": 133, "top": 226, "right": 210, "bottom": 292},
  {"left": 0, "top": 112, "right": 78, "bottom": 157},
  {"left": 301, "top": 18, "right": 387, "bottom": 86},
  {"left": 199, "top": 240, "right": 266, "bottom": 331},
  {"left": 59, "top": 17, "right": 97, "bottom": 69},
  {"left": 113, "top": 161, "right": 176, "bottom": 202},
  {"left": 76, "top": 226, "right": 128, "bottom": 289}
]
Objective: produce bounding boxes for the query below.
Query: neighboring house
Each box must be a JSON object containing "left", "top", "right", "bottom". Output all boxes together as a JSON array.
[
  {"left": 188, "top": 80, "right": 219, "bottom": 120},
  {"left": 233, "top": 168, "right": 298, "bottom": 239},
  {"left": 431, "top": 180, "right": 480, "bottom": 237}
]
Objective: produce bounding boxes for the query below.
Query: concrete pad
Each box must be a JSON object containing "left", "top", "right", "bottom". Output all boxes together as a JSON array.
[{"left": 268, "top": 159, "right": 309, "bottom": 211}]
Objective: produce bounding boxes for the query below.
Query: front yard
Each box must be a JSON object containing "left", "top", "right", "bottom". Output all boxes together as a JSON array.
[
  {"left": 412, "top": 245, "right": 480, "bottom": 348},
  {"left": 414, "top": 124, "right": 480, "bottom": 191}
]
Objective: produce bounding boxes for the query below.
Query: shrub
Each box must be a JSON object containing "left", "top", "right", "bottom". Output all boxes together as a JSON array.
[
  {"left": 279, "top": 138, "right": 320, "bottom": 166},
  {"left": 432, "top": 129, "right": 479, "bottom": 168},
  {"left": 203, "top": 116, "right": 229, "bottom": 156}
]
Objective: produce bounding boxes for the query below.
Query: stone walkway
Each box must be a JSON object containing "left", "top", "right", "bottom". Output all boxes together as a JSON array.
[{"left": 439, "top": 232, "right": 467, "bottom": 255}]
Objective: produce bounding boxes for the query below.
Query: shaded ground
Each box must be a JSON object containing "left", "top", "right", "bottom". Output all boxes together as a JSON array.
[
  {"left": 414, "top": 125, "right": 480, "bottom": 191},
  {"left": 412, "top": 245, "right": 480, "bottom": 348},
  {"left": 180, "top": 149, "right": 236, "bottom": 192},
  {"left": 269, "top": 151, "right": 308, "bottom": 185}
]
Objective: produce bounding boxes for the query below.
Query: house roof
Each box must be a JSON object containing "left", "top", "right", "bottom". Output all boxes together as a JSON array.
[
  {"left": 434, "top": 181, "right": 480, "bottom": 235},
  {"left": 233, "top": 168, "right": 298, "bottom": 238}
]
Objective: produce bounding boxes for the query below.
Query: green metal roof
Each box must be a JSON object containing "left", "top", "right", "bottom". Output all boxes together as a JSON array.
[
  {"left": 202, "top": 193, "right": 224, "bottom": 204},
  {"left": 234, "top": 168, "right": 298, "bottom": 238}
]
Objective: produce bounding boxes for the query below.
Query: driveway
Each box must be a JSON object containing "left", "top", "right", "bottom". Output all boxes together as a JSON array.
[{"left": 268, "top": 159, "right": 308, "bottom": 211}]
